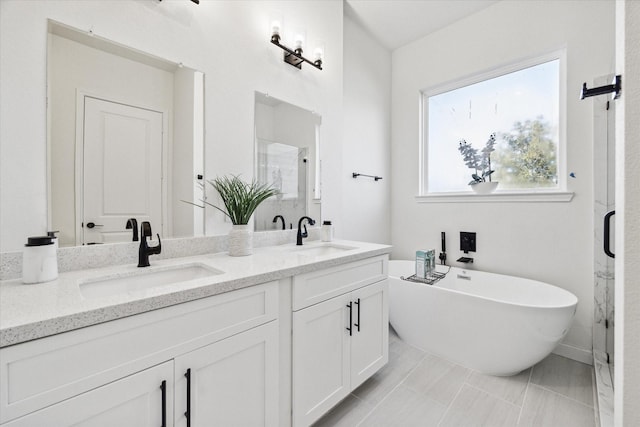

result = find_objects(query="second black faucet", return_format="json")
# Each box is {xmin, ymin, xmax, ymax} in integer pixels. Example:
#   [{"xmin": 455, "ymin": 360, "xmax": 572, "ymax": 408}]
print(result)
[{"xmin": 296, "ymin": 216, "xmax": 315, "ymax": 245}]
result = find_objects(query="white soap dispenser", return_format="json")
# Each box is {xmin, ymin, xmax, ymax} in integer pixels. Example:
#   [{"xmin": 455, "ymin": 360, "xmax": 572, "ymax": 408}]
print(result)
[
  {"xmin": 321, "ymin": 220, "xmax": 334, "ymax": 242},
  {"xmin": 22, "ymin": 236, "xmax": 58, "ymax": 284}
]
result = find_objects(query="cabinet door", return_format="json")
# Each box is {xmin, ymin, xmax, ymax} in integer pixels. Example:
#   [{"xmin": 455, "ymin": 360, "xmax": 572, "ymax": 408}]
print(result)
[
  {"xmin": 174, "ymin": 321, "xmax": 279, "ymax": 427},
  {"xmin": 3, "ymin": 361, "xmax": 173, "ymax": 427},
  {"xmin": 351, "ymin": 280, "xmax": 389, "ymax": 390},
  {"xmin": 292, "ymin": 293, "xmax": 351, "ymax": 427}
]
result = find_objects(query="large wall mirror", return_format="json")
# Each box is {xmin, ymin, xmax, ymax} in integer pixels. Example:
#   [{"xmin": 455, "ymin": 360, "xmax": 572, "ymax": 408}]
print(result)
[
  {"xmin": 253, "ymin": 92, "xmax": 321, "ymax": 231},
  {"xmin": 47, "ymin": 21, "xmax": 205, "ymax": 247}
]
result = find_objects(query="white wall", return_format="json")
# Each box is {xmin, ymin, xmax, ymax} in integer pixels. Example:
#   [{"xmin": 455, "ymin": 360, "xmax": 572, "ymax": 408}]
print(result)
[
  {"xmin": 0, "ymin": 0, "xmax": 344, "ymax": 251},
  {"xmin": 342, "ymin": 16, "xmax": 391, "ymax": 244},
  {"xmin": 391, "ymin": 1, "xmax": 615, "ymax": 356},
  {"xmin": 615, "ymin": 1, "xmax": 640, "ymax": 424}
]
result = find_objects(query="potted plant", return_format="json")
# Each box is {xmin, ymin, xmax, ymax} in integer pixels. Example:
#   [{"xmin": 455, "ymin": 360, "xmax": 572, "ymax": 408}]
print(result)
[
  {"xmin": 207, "ymin": 175, "xmax": 278, "ymax": 256},
  {"xmin": 458, "ymin": 133, "xmax": 498, "ymax": 194}
]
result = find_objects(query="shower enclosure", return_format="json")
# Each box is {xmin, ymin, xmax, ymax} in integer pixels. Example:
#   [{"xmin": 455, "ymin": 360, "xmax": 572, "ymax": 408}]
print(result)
[
  {"xmin": 593, "ymin": 84, "xmax": 615, "ymax": 378},
  {"xmin": 592, "ymin": 75, "xmax": 615, "ymax": 396}
]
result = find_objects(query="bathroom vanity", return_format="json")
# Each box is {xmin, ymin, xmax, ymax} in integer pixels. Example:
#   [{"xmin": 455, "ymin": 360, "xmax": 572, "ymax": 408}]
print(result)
[{"xmin": 0, "ymin": 240, "xmax": 390, "ymax": 427}]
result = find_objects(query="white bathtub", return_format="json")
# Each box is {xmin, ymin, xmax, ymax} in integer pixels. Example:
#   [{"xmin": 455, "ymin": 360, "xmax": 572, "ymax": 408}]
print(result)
[{"xmin": 388, "ymin": 260, "xmax": 578, "ymax": 376}]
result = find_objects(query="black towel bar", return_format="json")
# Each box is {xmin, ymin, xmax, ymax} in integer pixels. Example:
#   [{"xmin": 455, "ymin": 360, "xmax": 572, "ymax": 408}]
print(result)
[
  {"xmin": 580, "ymin": 75, "xmax": 621, "ymax": 100},
  {"xmin": 352, "ymin": 172, "xmax": 383, "ymax": 181}
]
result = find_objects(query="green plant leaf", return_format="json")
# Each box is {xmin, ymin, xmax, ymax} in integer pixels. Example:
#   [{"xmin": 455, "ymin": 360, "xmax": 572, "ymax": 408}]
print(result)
[{"xmin": 207, "ymin": 175, "xmax": 278, "ymax": 225}]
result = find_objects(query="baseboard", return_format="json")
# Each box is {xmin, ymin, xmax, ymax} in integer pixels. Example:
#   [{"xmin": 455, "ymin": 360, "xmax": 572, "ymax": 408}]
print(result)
[{"xmin": 553, "ymin": 343, "xmax": 593, "ymax": 365}]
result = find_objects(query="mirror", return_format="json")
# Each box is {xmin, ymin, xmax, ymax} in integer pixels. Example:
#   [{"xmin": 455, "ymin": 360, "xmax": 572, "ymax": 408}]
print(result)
[
  {"xmin": 253, "ymin": 92, "xmax": 321, "ymax": 231},
  {"xmin": 47, "ymin": 21, "xmax": 204, "ymax": 247}
]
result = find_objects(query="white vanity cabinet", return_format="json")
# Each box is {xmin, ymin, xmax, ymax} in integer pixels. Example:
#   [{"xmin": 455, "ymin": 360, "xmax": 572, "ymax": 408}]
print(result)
[
  {"xmin": 3, "ymin": 361, "xmax": 174, "ymax": 427},
  {"xmin": 0, "ymin": 281, "xmax": 279, "ymax": 427},
  {"xmin": 291, "ymin": 256, "xmax": 389, "ymax": 427},
  {"xmin": 0, "ymin": 245, "xmax": 392, "ymax": 427},
  {"xmin": 173, "ymin": 320, "xmax": 279, "ymax": 427}
]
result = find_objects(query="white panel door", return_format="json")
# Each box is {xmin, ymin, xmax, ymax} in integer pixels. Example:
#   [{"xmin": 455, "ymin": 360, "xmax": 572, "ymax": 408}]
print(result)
[
  {"xmin": 292, "ymin": 293, "xmax": 351, "ymax": 427},
  {"xmin": 82, "ymin": 96, "xmax": 163, "ymax": 245},
  {"xmin": 3, "ymin": 361, "xmax": 173, "ymax": 427},
  {"xmin": 350, "ymin": 280, "xmax": 389, "ymax": 389},
  {"xmin": 174, "ymin": 321, "xmax": 279, "ymax": 427}
]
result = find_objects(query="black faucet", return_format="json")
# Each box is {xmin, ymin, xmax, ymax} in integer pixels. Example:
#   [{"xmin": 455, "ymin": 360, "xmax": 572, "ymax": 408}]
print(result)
[
  {"xmin": 439, "ymin": 231, "xmax": 446, "ymax": 265},
  {"xmin": 272, "ymin": 215, "xmax": 286, "ymax": 230},
  {"xmin": 126, "ymin": 218, "xmax": 139, "ymax": 241},
  {"xmin": 138, "ymin": 221, "xmax": 161, "ymax": 267},
  {"xmin": 296, "ymin": 216, "xmax": 316, "ymax": 245}
]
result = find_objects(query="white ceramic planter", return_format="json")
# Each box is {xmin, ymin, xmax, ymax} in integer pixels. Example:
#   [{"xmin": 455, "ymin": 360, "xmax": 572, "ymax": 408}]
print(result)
[
  {"xmin": 228, "ymin": 224, "xmax": 253, "ymax": 256},
  {"xmin": 471, "ymin": 181, "xmax": 499, "ymax": 194}
]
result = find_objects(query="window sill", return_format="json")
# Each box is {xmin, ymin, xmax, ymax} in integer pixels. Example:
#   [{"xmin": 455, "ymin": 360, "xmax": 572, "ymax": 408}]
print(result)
[{"xmin": 415, "ymin": 191, "xmax": 574, "ymax": 203}]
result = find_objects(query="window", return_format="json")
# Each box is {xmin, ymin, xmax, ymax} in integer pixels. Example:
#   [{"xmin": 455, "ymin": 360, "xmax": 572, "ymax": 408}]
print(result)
[{"xmin": 421, "ymin": 52, "xmax": 564, "ymax": 195}]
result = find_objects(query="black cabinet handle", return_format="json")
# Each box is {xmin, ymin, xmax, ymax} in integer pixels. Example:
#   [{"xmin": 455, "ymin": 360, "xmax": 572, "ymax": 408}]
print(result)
[
  {"xmin": 346, "ymin": 302, "xmax": 353, "ymax": 336},
  {"xmin": 160, "ymin": 380, "xmax": 167, "ymax": 427},
  {"xmin": 85, "ymin": 222, "xmax": 103, "ymax": 229},
  {"xmin": 184, "ymin": 369, "xmax": 191, "ymax": 427},
  {"xmin": 604, "ymin": 210, "xmax": 615, "ymax": 258},
  {"xmin": 354, "ymin": 298, "xmax": 360, "ymax": 332}
]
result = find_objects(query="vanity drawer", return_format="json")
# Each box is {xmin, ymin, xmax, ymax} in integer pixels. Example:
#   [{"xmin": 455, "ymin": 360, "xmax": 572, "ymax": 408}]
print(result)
[
  {"xmin": 0, "ymin": 281, "xmax": 278, "ymax": 424},
  {"xmin": 292, "ymin": 255, "xmax": 388, "ymax": 310}
]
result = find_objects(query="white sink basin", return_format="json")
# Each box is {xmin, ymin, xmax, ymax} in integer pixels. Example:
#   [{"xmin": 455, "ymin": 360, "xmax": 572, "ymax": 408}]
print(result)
[
  {"xmin": 79, "ymin": 263, "xmax": 223, "ymax": 298},
  {"xmin": 288, "ymin": 243, "xmax": 357, "ymax": 257}
]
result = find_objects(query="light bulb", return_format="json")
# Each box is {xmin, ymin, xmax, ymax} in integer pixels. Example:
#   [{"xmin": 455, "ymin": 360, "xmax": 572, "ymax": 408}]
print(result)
[
  {"xmin": 271, "ymin": 21, "xmax": 280, "ymax": 37},
  {"xmin": 314, "ymin": 47, "xmax": 323, "ymax": 61},
  {"xmin": 294, "ymin": 34, "xmax": 304, "ymax": 50}
]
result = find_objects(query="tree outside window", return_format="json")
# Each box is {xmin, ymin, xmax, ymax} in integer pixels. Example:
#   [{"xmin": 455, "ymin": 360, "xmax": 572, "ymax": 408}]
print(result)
[{"xmin": 493, "ymin": 117, "xmax": 557, "ymax": 188}]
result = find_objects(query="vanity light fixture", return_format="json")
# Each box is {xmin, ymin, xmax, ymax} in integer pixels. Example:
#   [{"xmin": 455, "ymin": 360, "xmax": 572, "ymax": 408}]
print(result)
[{"xmin": 270, "ymin": 21, "xmax": 323, "ymax": 71}]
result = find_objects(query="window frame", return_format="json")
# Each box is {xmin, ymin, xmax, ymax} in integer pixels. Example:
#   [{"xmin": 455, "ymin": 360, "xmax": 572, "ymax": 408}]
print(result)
[{"xmin": 418, "ymin": 49, "xmax": 570, "ymax": 202}]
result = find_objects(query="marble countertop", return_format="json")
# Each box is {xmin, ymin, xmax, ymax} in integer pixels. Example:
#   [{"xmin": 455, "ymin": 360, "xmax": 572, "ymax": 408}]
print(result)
[{"xmin": 0, "ymin": 240, "xmax": 391, "ymax": 348}]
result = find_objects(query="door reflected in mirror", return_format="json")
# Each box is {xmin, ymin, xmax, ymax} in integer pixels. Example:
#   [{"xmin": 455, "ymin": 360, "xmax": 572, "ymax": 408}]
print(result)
[
  {"xmin": 47, "ymin": 20, "xmax": 205, "ymax": 247},
  {"xmin": 254, "ymin": 92, "xmax": 321, "ymax": 231}
]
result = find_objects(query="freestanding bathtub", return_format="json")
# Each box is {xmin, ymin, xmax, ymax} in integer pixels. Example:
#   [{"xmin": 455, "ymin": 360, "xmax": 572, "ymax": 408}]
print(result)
[{"xmin": 388, "ymin": 260, "xmax": 578, "ymax": 376}]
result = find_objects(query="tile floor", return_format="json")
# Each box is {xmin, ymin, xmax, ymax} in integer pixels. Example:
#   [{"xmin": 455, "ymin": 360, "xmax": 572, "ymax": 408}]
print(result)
[{"xmin": 314, "ymin": 328, "xmax": 596, "ymax": 427}]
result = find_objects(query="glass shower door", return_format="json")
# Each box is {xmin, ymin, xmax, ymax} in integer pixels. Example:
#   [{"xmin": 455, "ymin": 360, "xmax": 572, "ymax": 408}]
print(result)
[
  {"xmin": 593, "ymin": 83, "xmax": 615, "ymax": 384},
  {"xmin": 604, "ymin": 100, "xmax": 615, "ymax": 382}
]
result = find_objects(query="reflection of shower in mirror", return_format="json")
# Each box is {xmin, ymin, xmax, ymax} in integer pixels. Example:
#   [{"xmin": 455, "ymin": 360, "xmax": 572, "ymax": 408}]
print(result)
[{"xmin": 253, "ymin": 92, "xmax": 321, "ymax": 231}]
